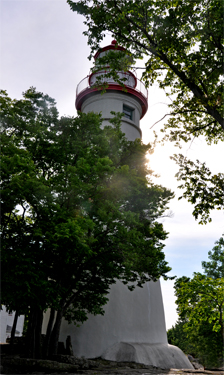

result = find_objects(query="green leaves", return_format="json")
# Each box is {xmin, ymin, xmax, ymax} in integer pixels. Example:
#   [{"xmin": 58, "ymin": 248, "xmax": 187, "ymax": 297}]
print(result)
[
  {"xmin": 171, "ymin": 154, "xmax": 224, "ymax": 224},
  {"xmin": 67, "ymin": 0, "xmax": 224, "ymax": 227},
  {"xmin": 202, "ymin": 236, "xmax": 224, "ymax": 278},
  {"xmin": 1, "ymin": 88, "xmax": 173, "ymax": 329},
  {"xmin": 174, "ymin": 273, "xmax": 224, "ymax": 366},
  {"xmin": 172, "ymin": 241, "xmax": 224, "ymax": 366},
  {"xmin": 68, "ymin": 0, "xmax": 224, "ymax": 141}
]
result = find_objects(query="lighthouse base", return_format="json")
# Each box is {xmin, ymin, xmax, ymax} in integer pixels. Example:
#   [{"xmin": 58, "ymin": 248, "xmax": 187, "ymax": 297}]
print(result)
[
  {"xmin": 44, "ymin": 280, "xmax": 193, "ymax": 369},
  {"xmin": 102, "ymin": 342, "xmax": 193, "ymax": 369}
]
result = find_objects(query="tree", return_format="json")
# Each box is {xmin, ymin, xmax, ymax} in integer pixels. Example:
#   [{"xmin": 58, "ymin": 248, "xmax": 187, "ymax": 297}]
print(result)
[
  {"xmin": 68, "ymin": 0, "xmax": 224, "ymax": 139},
  {"xmin": 171, "ymin": 155, "xmax": 224, "ymax": 224},
  {"xmin": 167, "ymin": 319, "xmax": 194, "ymax": 356},
  {"xmin": 173, "ymin": 239, "xmax": 224, "ymax": 367},
  {"xmin": 67, "ymin": 0, "xmax": 224, "ymax": 222},
  {"xmin": 1, "ymin": 88, "xmax": 60, "ymax": 357},
  {"xmin": 174, "ymin": 274, "xmax": 224, "ymax": 367},
  {"xmin": 1, "ymin": 88, "xmax": 174, "ymax": 357},
  {"xmin": 202, "ymin": 236, "xmax": 224, "ymax": 278}
]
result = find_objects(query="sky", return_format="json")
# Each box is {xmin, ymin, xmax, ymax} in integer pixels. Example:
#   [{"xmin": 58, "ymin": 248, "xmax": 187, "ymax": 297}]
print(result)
[{"xmin": 1, "ymin": 0, "xmax": 223, "ymax": 330}]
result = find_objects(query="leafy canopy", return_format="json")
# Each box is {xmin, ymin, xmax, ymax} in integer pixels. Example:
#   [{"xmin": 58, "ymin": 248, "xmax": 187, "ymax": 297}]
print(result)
[
  {"xmin": 1, "ymin": 88, "xmax": 174, "ymax": 326},
  {"xmin": 171, "ymin": 154, "xmax": 224, "ymax": 224},
  {"xmin": 68, "ymin": 0, "xmax": 224, "ymax": 143},
  {"xmin": 202, "ymin": 236, "xmax": 224, "ymax": 279},
  {"xmin": 67, "ymin": 0, "xmax": 224, "ymax": 226},
  {"xmin": 172, "ymin": 237, "xmax": 224, "ymax": 366}
]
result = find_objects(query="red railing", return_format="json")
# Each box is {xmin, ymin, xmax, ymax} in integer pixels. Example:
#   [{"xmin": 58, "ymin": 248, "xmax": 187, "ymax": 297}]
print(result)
[{"xmin": 76, "ymin": 71, "xmax": 148, "ymax": 100}]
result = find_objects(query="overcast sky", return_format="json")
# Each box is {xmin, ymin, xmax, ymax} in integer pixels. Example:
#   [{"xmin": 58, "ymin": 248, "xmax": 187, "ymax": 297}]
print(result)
[{"xmin": 1, "ymin": 0, "xmax": 223, "ymax": 330}]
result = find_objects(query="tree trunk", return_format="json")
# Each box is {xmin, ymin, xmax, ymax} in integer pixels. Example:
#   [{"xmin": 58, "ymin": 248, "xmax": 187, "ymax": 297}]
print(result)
[
  {"xmin": 43, "ymin": 308, "xmax": 55, "ymax": 358},
  {"xmin": 10, "ymin": 310, "xmax": 19, "ymax": 354},
  {"xmin": 49, "ymin": 309, "xmax": 63, "ymax": 357},
  {"xmin": 25, "ymin": 309, "xmax": 36, "ymax": 358},
  {"xmin": 219, "ymin": 305, "xmax": 224, "ymax": 343},
  {"xmin": 35, "ymin": 309, "xmax": 43, "ymax": 359},
  {"xmin": 66, "ymin": 335, "xmax": 74, "ymax": 355},
  {"xmin": 25, "ymin": 307, "xmax": 43, "ymax": 358}
]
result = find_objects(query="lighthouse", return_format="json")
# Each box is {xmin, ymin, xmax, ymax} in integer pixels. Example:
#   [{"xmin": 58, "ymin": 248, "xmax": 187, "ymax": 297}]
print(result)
[
  {"xmin": 59, "ymin": 41, "xmax": 193, "ymax": 369},
  {"xmin": 75, "ymin": 40, "xmax": 147, "ymax": 141}
]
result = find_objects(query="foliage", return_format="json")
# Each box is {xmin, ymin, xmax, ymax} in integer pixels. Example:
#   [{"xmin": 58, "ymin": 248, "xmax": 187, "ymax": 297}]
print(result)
[
  {"xmin": 1, "ymin": 88, "xmax": 174, "ymax": 356},
  {"xmin": 167, "ymin": 320, "xmax": 194, "ymax": 355},
  {"xmin": 67, "ymin": 0, "xmax": 224, "ymax": 224},
  {"xmin": 1, "ymin": 88, "xmax": 59, "ymax": 315},
  {"xmin": 174, "ymin": 274, "xmax": 224, "ymax": 336},
  {"xmin": 173, "ymin": 240, "xmax": 224, "ymax": 367},
  {"xmin": 171, "ymin": 155, "xmax": 224, "ymax": 224},
  {"xmin": 202, "ymin": 236, "xmax": 224, "ymax": 278},
  {"xmin": 68, "ymin": 0, "xmax": 224, "ymax": 143},
  {"xmin": 168, "ymin": 317, "xmax": 223, "ymax": 367}
]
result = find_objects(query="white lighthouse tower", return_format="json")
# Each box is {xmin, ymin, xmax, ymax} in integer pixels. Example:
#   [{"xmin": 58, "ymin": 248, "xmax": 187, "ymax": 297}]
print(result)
[
  {"xmin": 75, "ymin": 40, "xmax": 147, "ymax": 141},
  {"xmin": 59, "ymin": 41, "xmax": 193, "ymax": 370}
]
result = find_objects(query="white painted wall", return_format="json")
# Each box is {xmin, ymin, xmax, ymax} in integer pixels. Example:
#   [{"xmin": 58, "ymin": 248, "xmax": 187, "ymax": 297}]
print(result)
[
  {"xmin": 58, "ymin": 280, "xmax": 167, "ymax": 358},
  {"xmin": 0, "ymin": 307, "xmax": 8, "ymax": 343},
  {"xmin": 81, "ymin": 91, "xmax": 142, "ymax": 141},
  {"xmin": 0, "ymin": 306, "xmax": 24, "ymax": 343}
]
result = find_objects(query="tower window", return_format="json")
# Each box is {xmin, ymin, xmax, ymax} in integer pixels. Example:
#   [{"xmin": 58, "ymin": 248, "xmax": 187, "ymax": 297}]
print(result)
[{"xmin": 123, "ymin": 105, "xmax": 134, "ymax": 120}]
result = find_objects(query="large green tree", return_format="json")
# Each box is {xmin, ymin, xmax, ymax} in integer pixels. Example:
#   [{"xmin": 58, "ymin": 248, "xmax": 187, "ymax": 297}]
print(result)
[
  {"xmin": 1, "ymin": 88, "xmax": 174, "ymax": 357},
  {"xmin": 167, "ymin": 319, "xmax": 194, "ymax": 357},
  {"xmin": 170, "ymin": 237, "xmax": 224, "ymax": 367},
  {"xmin": 68, "ymin": 0, "xmax": 224, "ymax": 139},
  {"xmin": 202, "ymin": 236, "xmax": 224, "ymax": 278},
  {"xmin": 171, "ymin": 154, "xmax": 224, "ymax": 224},
  {"xmin": 67, "ymin": 0, "xmax": 224, "ymax": 223}
]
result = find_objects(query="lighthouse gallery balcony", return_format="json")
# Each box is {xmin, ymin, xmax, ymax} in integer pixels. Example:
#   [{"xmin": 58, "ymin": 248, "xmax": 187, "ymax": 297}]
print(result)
[{"xmin": 75, "ymin": 70, "xmax": 148, "ymax": 119}]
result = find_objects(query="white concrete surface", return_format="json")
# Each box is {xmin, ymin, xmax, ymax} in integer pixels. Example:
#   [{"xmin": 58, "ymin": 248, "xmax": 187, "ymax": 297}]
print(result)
[
  {"xmin": 81, "ymin": 91, "xmax": 142, "ymax": 141},
  {"xmin": 56, "ymin": 281, "xmax": 193, "ymax": 368},
  {"xmin": 102, "ymin": 342, "xmax": 194, "ymax": 369},
  {"xmin": 58, "ymin": 280, "xmax": 168, "ymax": 359},
  {"xmin": 0, "ymin": 307, "xmax": 8, "ymax": 343},
  {"xmin": 0, "ymin": 306, "xmax": 24, "ymax": 343}
]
